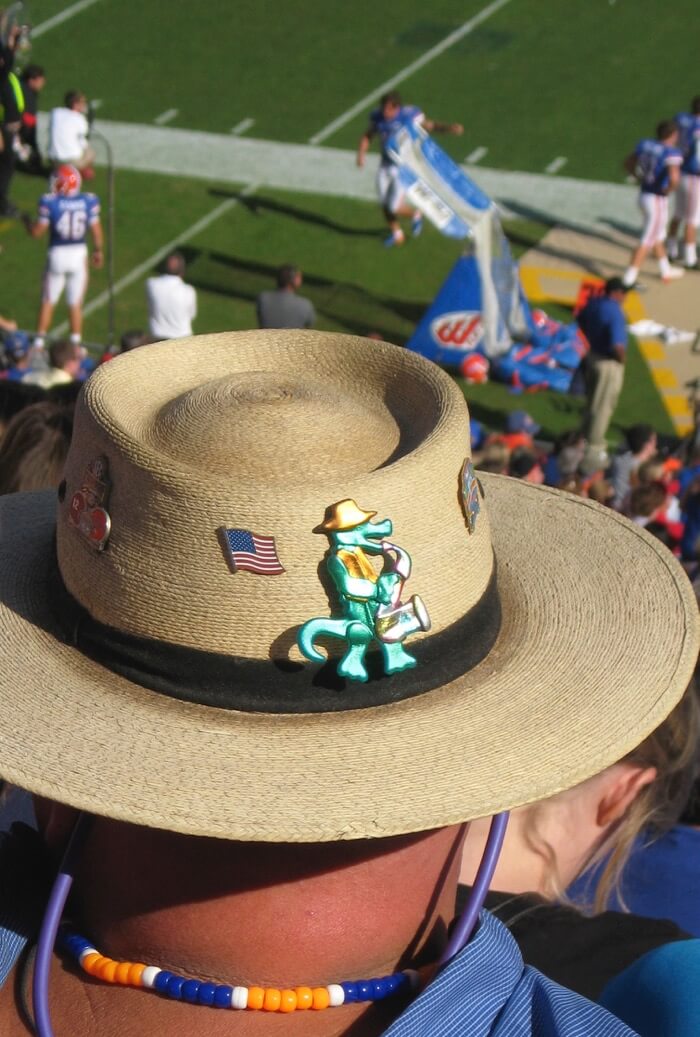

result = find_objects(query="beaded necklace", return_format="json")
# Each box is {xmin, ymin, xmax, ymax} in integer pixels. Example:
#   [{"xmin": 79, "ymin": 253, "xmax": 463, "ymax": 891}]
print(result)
[{"xmin": 58, "ymin": 927, "xmax": 422, "ymax": 1014}]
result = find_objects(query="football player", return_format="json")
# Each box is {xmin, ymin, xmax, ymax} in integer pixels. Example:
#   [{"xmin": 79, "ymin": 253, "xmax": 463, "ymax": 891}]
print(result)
[
  {"xmin": 24, "ymin": 164, "xmax": 103, "ymax": 346},
  {"xmin": 666, "ymin": 97, "xmax": 700, "ymax": 269},
  {"xmin": 622, "ymin": 120, "xmax": 684, "ymax": 287},
  {"xmin": 357, "ymin": 90, "xmax": 463, "ymax": 247}
]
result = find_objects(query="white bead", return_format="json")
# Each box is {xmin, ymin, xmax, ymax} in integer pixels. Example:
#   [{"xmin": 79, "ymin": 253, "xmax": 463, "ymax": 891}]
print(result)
[
  {"xmin": 78, "ymin": 946, "xmax": 97, "ymax": 963},
  {"xmin": 327, "ymin": 984, "xmax": 345, "ymax": 1007},
  {"xmin": 231, "ymin": 986, "xmax": 248, "ymax": 1010},
  {"xmin": 141, "ymin": 966, "xmax": 161, "ymax": 988},
  {"xmin": 404, "ymin": 968, "xmax": 421, "ymax": 991}
]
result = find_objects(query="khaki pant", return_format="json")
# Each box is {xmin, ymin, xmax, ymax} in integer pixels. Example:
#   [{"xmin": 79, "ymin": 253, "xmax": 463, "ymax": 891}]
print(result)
[{"xmin": 581, "ymin": 357, "xmax": 624, "ymax": 452}]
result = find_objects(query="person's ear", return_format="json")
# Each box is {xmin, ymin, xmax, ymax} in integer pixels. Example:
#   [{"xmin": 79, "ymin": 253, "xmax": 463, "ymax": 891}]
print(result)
[{"xmin": 596, "ymin": 764, "xmax": 657, "ymax": 828}]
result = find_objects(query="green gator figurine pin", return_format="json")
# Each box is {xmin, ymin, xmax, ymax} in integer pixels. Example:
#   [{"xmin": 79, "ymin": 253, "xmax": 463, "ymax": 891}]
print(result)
[{"xmin": 297, "ymin": 499, "xmax": 431, "ymax": 683}]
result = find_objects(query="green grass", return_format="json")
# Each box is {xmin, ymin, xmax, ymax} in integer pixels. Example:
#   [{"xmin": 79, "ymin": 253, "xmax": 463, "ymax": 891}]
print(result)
[
  {"xmin": 0, "ymin": 0, "xmax": 677, "ymax": 440},
  {"xmin": 28, "ymin": 0, "xmax": 700, "ymax": 180}
]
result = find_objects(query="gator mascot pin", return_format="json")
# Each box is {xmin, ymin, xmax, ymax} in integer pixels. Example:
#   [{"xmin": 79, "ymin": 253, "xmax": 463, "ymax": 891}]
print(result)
[{"xmin": 297, "ymin": 499, "xmax": 431, "ymax": 683}]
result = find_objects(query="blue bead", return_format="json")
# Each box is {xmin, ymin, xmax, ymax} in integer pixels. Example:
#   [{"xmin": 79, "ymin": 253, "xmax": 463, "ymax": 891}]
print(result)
[
  {"xmin": 166, "ymin": 975, "xmax": 186, "ymax": 999},
  {"xmin": 372, "ymin": 978, "xmax": 388, "ymax": 999},
  {"xmin": 386, "ymin": 973, "xmax": 405, "ymax": 994},
  {"xmin": 213, "ymin": 985, "xmax": 233, "ymax": 1008},
  {"xmin": 197, "ymin": 983, "xmax": 217, "ymax": 1006},
  {"xmin": 357, "ymin": 981, "xmax": 373, "ymax": 1001},
  {"xmin": 153, "ymin": 970, "xmax": 174, "ymax": 994},
  {"xmin": 341, "ymin": 981, "xmax": 358, "ymax": 1003},
  {"xmin": 181, "ymin": 979, "xmax": 201, "ymax": 1003}
]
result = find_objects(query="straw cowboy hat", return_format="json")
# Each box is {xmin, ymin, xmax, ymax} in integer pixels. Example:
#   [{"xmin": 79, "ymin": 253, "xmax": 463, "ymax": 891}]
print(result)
[{"xmin": 0, "ymin": 331, "xmax": 696, "ymax": 841}]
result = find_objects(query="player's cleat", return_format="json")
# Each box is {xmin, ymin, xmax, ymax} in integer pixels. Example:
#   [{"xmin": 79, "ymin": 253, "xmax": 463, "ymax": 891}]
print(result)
[
  {"xmin": 411, "ymin": 212, "xmax": 423, "ymax": 237},
  {"xmin": 383, "ymin": 229, "xmax": 405, "ymax": 248},
  {"xmin": 661, "ymin": 267, "xmax": 685, "ymax": 283},
  {"xmin": 684, "ymin": 262, "xmax": 700, "ymax": 271}
]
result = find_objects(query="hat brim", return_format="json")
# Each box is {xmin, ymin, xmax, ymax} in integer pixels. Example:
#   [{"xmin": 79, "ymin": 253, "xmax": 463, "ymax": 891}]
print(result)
[{"xmin": 0, "ymin": 477, "xmax": 696, "ymax": 842}]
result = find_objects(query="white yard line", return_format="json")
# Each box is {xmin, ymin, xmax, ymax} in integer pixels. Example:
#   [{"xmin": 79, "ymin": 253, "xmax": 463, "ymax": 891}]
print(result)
[
  {"xmin": 309, "ymin": 0, "xmax": 513, "ymax": 145},
  {"xmin": 154, "ymin": 108, "xmax": 179, "ymax": 126},
  {"xmin": 231, "ymin": 118, "xmax": 255, "ymax": 135},
  {"xmin": 53, "ymin": 190, "xmax": 259, "ymax": 335},
  {"xmin": 545, "ymin": 156, "xmax": 568, "ymax": 175},
  {"xmin": 466, "ymin": 146, "xmax": 488, "ymax": 164},
  {"xmin": 32, "ymin": 0, "xmax": 104, "ymax": 38}
]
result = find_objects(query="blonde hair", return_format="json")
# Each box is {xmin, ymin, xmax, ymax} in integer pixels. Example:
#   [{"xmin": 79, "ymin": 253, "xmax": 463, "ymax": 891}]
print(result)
[{"xmin": 524, "ymin": 677, "xmax": 700, "ymax": 913}]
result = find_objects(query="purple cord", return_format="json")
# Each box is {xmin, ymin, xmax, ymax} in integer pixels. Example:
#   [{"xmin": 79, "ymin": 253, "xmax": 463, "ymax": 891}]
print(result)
[
  {"xmin": 33, "ymin": 812, "xmax": 92, "ymax": 1037},
  {"xmin": 437, "ymin": 811, "xmax": 509, "ymax": 967},
  {"xmin": 31, "ymin": 810, "xmax": 505, "ymax": 1031}
]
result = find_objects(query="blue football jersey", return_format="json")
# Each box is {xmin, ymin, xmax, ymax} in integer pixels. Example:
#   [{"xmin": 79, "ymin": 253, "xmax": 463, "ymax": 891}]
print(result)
[
  {"xmin": 633, "ymin": 139, "xmax": 683, "ymax": 194},
  {"xmin": 370, "ymin": 104, "xmax": 424, "ymax": 164},
  {"xmin": 37, "ymin": 192, "xmax": 100, "ymax": 248},
  {"xmin": 676, "ymin": 112, "xmax": 700, "ymax": 175}
]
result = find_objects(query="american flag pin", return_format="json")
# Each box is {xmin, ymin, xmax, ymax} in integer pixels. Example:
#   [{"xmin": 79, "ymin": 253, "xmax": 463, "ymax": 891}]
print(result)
[
  {"xmin": 219, "ymin": 527, "xmax": 285, "ymax": 576},
  {"xmin": 68, "ymin": 455, "xmax": 112, "ymax": 551}
]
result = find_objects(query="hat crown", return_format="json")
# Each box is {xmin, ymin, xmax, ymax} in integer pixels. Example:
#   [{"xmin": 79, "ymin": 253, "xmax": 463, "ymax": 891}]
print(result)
[
  {"xmin": 151, "ymin": 371, "xmax": 402, "ymax": 482},
  {"xmin": 56, "ymin": 331, "xmax": 493, "ymax": 664}
]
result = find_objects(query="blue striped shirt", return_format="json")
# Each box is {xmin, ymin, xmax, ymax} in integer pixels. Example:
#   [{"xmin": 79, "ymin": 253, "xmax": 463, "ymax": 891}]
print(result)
[{"xmin": 385, "ymin": 911, "xmax": 639, "ymax": 1036}]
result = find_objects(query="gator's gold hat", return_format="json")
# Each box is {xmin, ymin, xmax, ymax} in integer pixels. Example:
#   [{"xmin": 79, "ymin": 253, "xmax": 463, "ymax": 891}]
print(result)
[
  {"xmin": 0, "ymin": 331, "xmax": 697, "ymax": 842},
  {"xmin": 315, "ymin": 499, "xmax": 377, "ymax": 532}
]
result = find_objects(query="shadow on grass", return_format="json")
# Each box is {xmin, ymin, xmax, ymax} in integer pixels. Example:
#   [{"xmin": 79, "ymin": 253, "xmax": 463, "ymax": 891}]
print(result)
[
  {"xmin": 185, "ymin": 250, "xmax": 425, "ymax": 342},
  {"xmin": 208, "ymin": 187, "xmax": 380, "ymax": 238}
]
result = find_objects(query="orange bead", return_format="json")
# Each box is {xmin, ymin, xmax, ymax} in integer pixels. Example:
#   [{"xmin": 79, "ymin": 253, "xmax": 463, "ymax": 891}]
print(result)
[
  {"xmin": 279, "ymin": 989, "xmax": 297, "ymax": 1013},
  {"xmin": 114, "ymin": 962, "xmax": 132, "ymax": 985},
  {"xmin": 97, "ymin": 959, "xmax": 119, "ymax": 983},
  {"xmin": 263, "ymin": 988, "xmax": 282, "ymax": 1012},
  {"xmin": 295, "ymin": 986, "xmax": 313, "ymax": 1010},
  {"xmin": 312, "ymin": 987, "xmax": 330, "ymax": 1010},
  {"xmin": 81, "ymin": 953, "xmax": 102, "ymax": 975},
  {"xmin": 127, "ymin": 963, "xmax": 146, "ymax": 986},
  {"xmin": 247, "ymin": 986, "xmax": 265, "ymax": 1010}
]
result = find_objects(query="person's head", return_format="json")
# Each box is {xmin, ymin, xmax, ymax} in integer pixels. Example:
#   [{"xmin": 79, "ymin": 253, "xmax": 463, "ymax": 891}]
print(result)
[
  {"xmin": 276, "ymin": 263, "xmax": 302, "ymax": 290},
  {"xmin": 119, "ymin": 329, "xmax": 151, "ymax": 352},
  {"xmin": 64, "ymin": 89, "xmax": 87, "ymax": 113},
  {"xmin": 22, "ymin": 63, "xmax": 46, "ymax": 90},
  {"xmin": 474, "ymin": 439, "xmax": 510, "ymax": 474},
  {"xmin": 629, "ymin": 481, "xmax": 666, "ymax": 520},
  {"xmin": 656, "ymin": 118, "xmax": 679, "ymax": 145},
  {"xmin": 380, "ymin": 90, "xmax": 402, "ymax": 120},
  {"xmin": 0, "ymin": 380, "xmax": 46, "ymax": 441},
  {"xmin": 636, "ymin": 456, "xmax": 665, "ymax": 486},
  {"xmin": 587, "ymin": 478, "xmax": 614, "ymax": 506},
  {"xmin": 505, "ymin": 409, "xmax": 540, "ymax": 437},
  {"xmin": 164, "ymin": 251, "xmax": 186, "ymax": 277},
  {"xmin": 508, "ymin": 449, "xmax": 544, "ymax": 484},
  {"xmin": 0, "ymin": 401, "xmax": 73, "ymax": 494},
  {"xmin": 462, "ymin": 675, "xmax": 700, "ymax": 911},
  {"xmin": 0, "ymin": 333, "xmax": 696, "ymax": 1029},
  {"xmin": 51, "ymin": 163, "xmax": 81, "ymax": 197},
  {"xmin": 603, "ymin": 276, "xmax": 630, "ymax": 303},
  {"xmin": 625, "ymin": 423, "xmax": 657, "ymax": 458},
  {"xmin": 49, "ymin": 339, "xmax": 84, "ymax": 378}
]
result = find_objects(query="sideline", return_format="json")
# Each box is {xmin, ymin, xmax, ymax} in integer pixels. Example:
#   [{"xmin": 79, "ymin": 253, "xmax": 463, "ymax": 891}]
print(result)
[
  {"xmin": 32, "ymin": 0, "xmax": 104, "ymax": 39},
  {"xmin": 309, "ymin": 0, "xmax": 513, "ymax": 145},
  {"xmin": 53, "ymin": 191, "xmax": 259, "ymax": 335}
]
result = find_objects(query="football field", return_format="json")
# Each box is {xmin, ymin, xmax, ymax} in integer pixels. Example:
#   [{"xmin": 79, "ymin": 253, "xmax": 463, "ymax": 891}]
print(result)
[{"xmin": 1, "ymin": 0, "xmax": 692, "ymax": 437}]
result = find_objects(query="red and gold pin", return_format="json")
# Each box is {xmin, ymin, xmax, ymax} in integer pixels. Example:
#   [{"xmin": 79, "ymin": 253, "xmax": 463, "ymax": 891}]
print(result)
[{"xmin": 68, "ymin": 456, "xmax": 112, "ymax": 550}]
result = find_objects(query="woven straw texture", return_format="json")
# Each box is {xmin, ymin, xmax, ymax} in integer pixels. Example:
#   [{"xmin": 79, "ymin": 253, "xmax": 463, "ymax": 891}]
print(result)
[{"xmin": 0, "ymin": 331, "xmax": 697, "ymax": 841}]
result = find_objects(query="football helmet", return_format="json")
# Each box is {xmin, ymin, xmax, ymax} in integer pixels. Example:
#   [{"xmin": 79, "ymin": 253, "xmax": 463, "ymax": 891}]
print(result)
[{"xmin": 52, "ymin": 164, "xmax": 82, "ymax": 196}]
